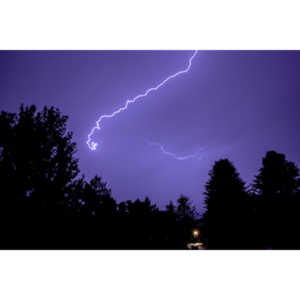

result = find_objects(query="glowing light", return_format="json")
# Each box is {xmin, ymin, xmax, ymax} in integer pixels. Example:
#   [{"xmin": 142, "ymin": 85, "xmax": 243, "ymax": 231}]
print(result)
[
  {"xmin": 87, "ymin": 51, "xmax": 198, "ymax": 151},
  {"xmin": 192, "ymin": 229, "xmax": 200, "ymax": 238},
  {"xmin": 148, "ymin": 142, "xmax": 203, "ymax": 161},
  {"xmin": 187, "ymin": 229, "xmax": 203, "ymax": 249}
]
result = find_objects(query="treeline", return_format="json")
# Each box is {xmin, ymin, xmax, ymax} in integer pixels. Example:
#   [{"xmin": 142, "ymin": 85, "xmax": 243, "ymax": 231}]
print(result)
[
  {"xmin": 0, "ymin": 105, "xmax": 197, "ymax": 249},
  {"xmin": 202, "ymin": 154, "xmax": 300, "ymax": 249},
  {"xmin": 0, "ymin": 105, "xmax": 300, "ymax": 249}
]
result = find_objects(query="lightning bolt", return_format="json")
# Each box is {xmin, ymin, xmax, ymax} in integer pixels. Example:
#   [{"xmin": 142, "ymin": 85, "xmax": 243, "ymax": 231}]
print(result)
[
  {"xmin": 87, "ymin": 50, "xmax": 198, "ymax": 151},
  {"xmin": 148, "ymin": 142, "xmax": 203, "ymax": 161}
]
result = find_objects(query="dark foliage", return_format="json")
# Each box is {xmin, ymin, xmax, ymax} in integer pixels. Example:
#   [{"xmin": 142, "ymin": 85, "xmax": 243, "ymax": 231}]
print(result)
[
  {"xmin": 1, "ymin": 105, "xmax": 300, "ymax": 249},
  {"xmin": 252, "ymin": 151, "xmax": 300, "ymax": 249},
  {"xmin": 202, "ymin": 159, "xmax": 253, "ymax": 249},
  {"xmin": 0, "ymin": 105, "xmax": 198, "ymax": 249}
]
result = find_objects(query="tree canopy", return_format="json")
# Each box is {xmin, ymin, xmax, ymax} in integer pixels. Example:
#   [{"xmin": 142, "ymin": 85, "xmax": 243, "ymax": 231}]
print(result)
[
  {"xmin": 1, "ymin": 104, "xmax": 300, "ymax": 250},
  {"xmin": 202, "ymin": 159, "xmax": 250, "ymax": 249}
]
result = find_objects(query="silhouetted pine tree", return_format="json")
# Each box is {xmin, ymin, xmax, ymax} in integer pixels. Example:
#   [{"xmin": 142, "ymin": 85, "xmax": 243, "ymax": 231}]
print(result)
[
  {"xmin": 253, "ymin": 151, "xmax": 300, "ymax": 249},
  {"xmin": 202, "ymin": 159, "xmax": 251, "ymax": 249},
  {"xmin": 175, "ymin": 195, "xmax": 197, "ymax": 247}
]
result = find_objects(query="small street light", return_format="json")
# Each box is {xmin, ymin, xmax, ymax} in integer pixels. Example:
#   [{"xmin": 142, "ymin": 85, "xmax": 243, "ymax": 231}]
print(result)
[
  {"xmin": 192, "ymin": 229, "xmax": 200, "ymax": 239},
  {"xmin": 187, "ymin": 228, "xmax": 204, "ymax": 250}
]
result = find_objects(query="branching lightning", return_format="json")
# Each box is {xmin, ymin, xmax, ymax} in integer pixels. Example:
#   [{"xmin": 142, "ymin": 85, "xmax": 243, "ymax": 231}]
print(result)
[
  {"xmin": 87, "ymin": 50, "xmax": 198, "ymax": 151},
  {"xmin": 148, "ymin": 142, "xmax": 203, "ymax": 161}
]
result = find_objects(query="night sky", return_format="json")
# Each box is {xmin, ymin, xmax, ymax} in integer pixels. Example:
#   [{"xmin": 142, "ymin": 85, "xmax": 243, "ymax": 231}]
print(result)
[{"xmin": 1, "ymin": 51, "xmax": 300, "ymax": 213}]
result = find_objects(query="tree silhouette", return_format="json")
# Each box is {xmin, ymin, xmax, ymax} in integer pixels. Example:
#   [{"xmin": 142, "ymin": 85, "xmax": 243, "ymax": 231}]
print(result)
[
  {"xmin": 202, "ymin": 159, "xmax": 250, "ymax": 249},
  {"xmin": 176, "ymin": 195, "xmax": 196, "ymax": 221},
  {"xmin": 0, "ymin": 105, "xmax": 79, "ymax": 247},
  {"xmin": 175, "ymin": 195, "xmax": 197, "ymax": 247},
  {"xmin": 115, "ymin": 198, "xmax": 161, "ymax": 248},
  {"xmin": 163, "ymin": 201, "xmax": 179, "ymax": 247},
  {"xmin": 3, "ymin": 106, "xmax": 300, "ymax": 249},
  {"xmin": 166, "ymin": 200, "xmax": 176, "ymax": 215},
  {"xmin": 253, "ymin": 151, "xmax": 300, "ymax": 249},
  {"xmin": 76, "ymin": 176, "xmax": 116, "ymax": 217}
]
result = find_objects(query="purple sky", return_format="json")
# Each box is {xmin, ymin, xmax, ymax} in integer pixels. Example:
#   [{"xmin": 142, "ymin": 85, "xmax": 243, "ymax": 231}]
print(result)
[{"xmin": 1, "ymin": 51, "xmax": 300, "ymax": 213}]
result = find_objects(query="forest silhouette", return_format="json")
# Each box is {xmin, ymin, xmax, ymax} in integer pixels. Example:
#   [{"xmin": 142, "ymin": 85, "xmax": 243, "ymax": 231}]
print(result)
[{"xmin": 1, "ymin": 105, "xmax": 300, "ymax": 249}]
